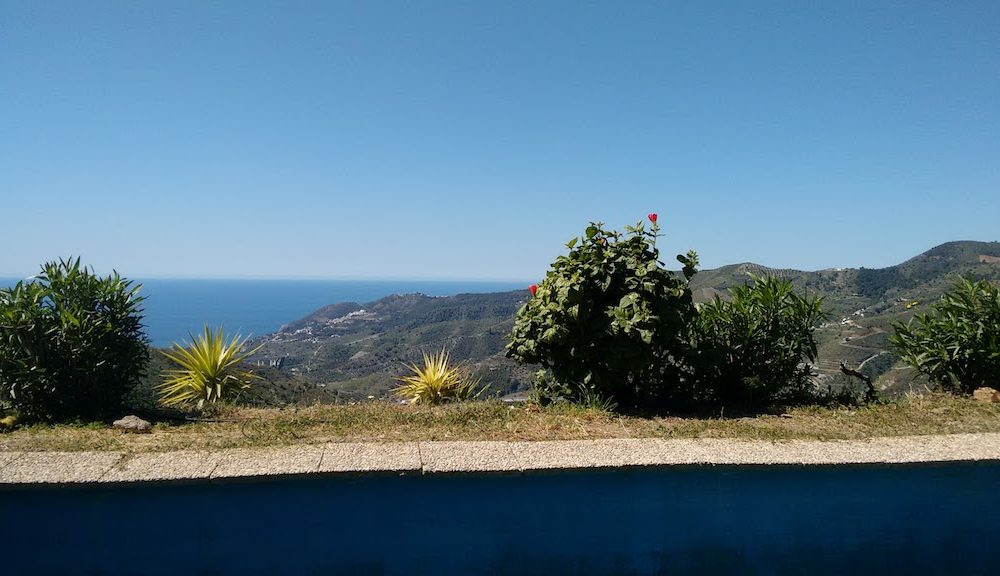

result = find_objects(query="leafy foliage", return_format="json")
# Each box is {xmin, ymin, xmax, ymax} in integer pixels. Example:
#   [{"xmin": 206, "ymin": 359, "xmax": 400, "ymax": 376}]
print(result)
[
  {"xmin": 693, "ymin": 275, "xmax": 828, "ymax": 410},
  {"xmin": 0, "ymin": 258, "xmax": 149, "ymax": 421},
  {"xmin": 506, "ymin": 219, "xmax": 699, "ymax": 409},
  {"xmin": 890, "ymin": 278, "xmax": 1000, "ymax": 394},
  {"xmin": 158, "ymin": 326, "xmax": 261, "ymax": 408},
  {"xmin": 392, "ymin": 348, "xmax": 485, "ymax": 405}
]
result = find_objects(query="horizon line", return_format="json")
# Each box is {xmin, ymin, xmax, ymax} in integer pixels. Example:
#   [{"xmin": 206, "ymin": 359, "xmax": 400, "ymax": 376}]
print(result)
[{"xmin": 0, "ymin": 273, "xmax": 535, "ymax": 283}]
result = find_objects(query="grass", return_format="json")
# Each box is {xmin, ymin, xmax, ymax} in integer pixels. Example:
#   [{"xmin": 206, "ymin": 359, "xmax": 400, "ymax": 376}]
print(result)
[{"xmin": 2, "ymin": 393, "xmax": 1000, "ymax": 453}]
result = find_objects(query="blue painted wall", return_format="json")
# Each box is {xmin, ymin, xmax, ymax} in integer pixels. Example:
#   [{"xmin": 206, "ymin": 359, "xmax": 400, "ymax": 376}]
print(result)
[{"xmin": 3, "ymin": 463, "xmax": 998, "ymax": 575}]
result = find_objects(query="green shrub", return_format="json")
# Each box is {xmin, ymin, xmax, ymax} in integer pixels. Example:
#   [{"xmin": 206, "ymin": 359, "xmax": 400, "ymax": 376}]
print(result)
[
  {"xmin": 0, "ymin": 258, "xmax": 149, "ymax": 421},
  {"xmin": 158, "ymin": 326, "xmax": 261, "ymax": 409},
  {"xmin": 693, "ymin": 275, "xmax": 827, "ymax": 411},
  {"xmin": 890, "ymin": 278, "xmax": 1000, "ymax": 394},
  {"xmin": 393, "ymin": 348, "xmax": 485, "ymax": 405},
  {"xmin": 506, "ymin": 217, "xmax": 699, "ymax": 409}
]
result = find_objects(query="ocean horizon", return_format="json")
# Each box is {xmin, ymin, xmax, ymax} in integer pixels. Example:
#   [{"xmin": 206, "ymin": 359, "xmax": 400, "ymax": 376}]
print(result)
[{"xmin": 1, "ymin": 277, "xmax": 527, "ymax": 348}]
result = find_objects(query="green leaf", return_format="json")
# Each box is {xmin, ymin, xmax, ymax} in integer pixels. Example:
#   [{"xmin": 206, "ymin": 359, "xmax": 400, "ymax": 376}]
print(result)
[{"xmin": 505, "ymin": 218, "xmax": 700, "ymax": 409}]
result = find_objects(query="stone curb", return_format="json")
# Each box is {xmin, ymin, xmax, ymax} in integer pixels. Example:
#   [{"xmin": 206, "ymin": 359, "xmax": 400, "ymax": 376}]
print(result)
[{"xmin": 2, "ymin": 433, "xmax": 1000, "ymax": 485}]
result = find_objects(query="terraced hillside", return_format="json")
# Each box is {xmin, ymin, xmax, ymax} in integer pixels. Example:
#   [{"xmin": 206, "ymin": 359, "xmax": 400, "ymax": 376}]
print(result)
[
  {"xmin": 247, "ymin": 241, "xmax": 1000, "ymax": 403},
  {"xmin": 248, "ymin": 291, "xmax": 533, "ymax": 403},
  {"xmin": 689, "ymin": 241, "xmax": 1000, "ymax": 395}
]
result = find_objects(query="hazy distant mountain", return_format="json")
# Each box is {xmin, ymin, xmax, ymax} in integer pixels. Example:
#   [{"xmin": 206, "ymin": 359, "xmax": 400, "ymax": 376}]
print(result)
[{"xmin": 249, "ymin": 241, "xmax": 1000, "ymax": 403}]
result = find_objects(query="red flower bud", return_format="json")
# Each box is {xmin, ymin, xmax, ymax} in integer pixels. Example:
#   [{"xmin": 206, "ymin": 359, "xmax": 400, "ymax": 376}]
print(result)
[
  {"xmin": 529, "ymin": 284, "xmax": 538, "ymax": 296},
  {"xmin": 648, "ymin": 213, "xmax": 658, "ymax": 223}
]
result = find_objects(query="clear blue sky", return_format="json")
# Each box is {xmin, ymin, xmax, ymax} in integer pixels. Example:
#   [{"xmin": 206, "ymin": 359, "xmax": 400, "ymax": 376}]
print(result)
[{"xmin": 2, "ymin": 1, "xmax": 998, "ymax": 280}]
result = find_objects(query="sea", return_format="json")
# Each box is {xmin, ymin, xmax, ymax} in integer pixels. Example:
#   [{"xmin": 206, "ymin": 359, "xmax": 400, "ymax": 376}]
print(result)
[{"xmin": 0, "ymin": 278, "xmax": 526, "ymax": 348}]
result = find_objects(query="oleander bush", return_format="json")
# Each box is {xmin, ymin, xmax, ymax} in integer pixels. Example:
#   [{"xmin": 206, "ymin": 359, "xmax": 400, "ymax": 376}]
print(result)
[
  {"xmin": 158, "ymin": 326, "xmax": 261, "ymax": 409},
  {"xmin": 693, "ymin": 275, "xmax": 828, "ymax": 411},
  {"xmin": 890, "ymin": 278, "xmax": 1000, "ymax": 394},
  {"xmin": 506, "ymin": 216, "xmax": 699, "ymax": 409},
  {"xmin": 0, "ymin": 258, "xmax": 149, "ymax": 421}
]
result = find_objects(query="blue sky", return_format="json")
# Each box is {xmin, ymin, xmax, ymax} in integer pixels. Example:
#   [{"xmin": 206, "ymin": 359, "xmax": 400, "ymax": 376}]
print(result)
[{"xmin": 2, "ymin": 1, "xmax": 998, "ymax": 280}]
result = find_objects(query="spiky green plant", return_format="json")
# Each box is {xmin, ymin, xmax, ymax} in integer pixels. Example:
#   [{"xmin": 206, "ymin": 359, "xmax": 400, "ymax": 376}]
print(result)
[
  {"xmin": 158, "ymin": 326, "xmax": 261, "ymax": 409},
  {"xmin": 393, "ymin": 349, "xmax": 485, "ymax": 405}
]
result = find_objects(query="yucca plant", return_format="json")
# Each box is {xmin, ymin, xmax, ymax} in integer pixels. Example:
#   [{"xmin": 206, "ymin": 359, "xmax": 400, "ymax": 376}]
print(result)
[
  {"xmin": 158, "ymin": 326, "xmax": 261, "ymax": 409},
  {"xmin": 393, "ymin": 349, "xmax": 485, "ymax": 405}
]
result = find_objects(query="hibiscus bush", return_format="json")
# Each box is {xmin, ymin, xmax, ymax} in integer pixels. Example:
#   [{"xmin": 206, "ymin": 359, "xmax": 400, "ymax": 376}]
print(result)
[{"xmin": 506, "ymin": 215, "xmax": 699, "ymax": 409}]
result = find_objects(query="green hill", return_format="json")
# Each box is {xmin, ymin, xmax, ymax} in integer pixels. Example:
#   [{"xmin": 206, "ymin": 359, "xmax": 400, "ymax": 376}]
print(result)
[
  {"xmin": 248, "ymin": 241, "xmax": 1000, "ymax": 403},
  {"xmin": 249, "ymin": 291, "xmax": 533, "ymax": 403}
]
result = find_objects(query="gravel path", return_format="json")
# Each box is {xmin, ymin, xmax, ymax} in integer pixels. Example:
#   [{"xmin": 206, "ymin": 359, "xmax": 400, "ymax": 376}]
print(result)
[{"xmin": 2, "ymin": 433, "xmax": 999, "ymax": 484}]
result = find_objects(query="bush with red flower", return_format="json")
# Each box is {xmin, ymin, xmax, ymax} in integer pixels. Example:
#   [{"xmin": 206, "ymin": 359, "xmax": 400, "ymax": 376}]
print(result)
[{"xmin": 506, "ymin": 217, "xmax": 699, "ymax": 409}]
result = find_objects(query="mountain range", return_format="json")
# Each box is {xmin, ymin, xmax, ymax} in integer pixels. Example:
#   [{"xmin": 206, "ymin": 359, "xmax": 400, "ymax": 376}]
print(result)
[{"xmin": 247, "ymin": 240, "xmax": 1000, "ymax": 404}]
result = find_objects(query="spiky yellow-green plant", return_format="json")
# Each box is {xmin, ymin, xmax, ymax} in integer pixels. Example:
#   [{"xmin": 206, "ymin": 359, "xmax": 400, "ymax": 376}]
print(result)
[
  {"xmin": 393, "ymin": 349, "xmax": 485, "ymax": 405},
  {"xmin": 158, "ymin": 326, "xmax": 262, "ymax": 409}
]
